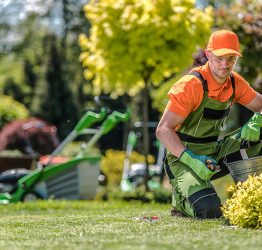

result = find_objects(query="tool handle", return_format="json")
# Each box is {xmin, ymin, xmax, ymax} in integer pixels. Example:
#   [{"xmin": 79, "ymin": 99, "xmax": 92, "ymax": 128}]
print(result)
[
  {"xmin": 101, "ymin": 109, "xmax": 131, "ymax": 135},
  {"xmin": 74, "ymin": 108, "xmax": 107, "ymax": 133},
  {"xmin": 127, "ymin": 131, "xmax": 137, "ymax": 147}
]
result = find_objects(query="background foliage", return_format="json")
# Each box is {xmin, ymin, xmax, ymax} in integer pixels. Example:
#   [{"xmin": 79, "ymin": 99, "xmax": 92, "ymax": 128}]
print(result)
[
  {"xmin": 0, "ymin": 95, "xmax": 29, "ymax": 129},
  {"xmin": 0, "ymin": 0, "xmax": 91, "ymax": 139},
  {"xmin": 79, "ymin": 0, "xmax": 213, "ymax": 97}
]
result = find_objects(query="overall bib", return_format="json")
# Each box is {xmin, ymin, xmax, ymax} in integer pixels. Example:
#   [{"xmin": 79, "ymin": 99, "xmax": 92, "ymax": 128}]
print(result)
[{"xmin": 165, "ymin": 72, "xmax": 261, "ymax": 218}]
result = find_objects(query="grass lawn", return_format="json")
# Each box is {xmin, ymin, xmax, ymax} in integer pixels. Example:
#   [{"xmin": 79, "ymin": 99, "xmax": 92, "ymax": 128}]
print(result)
[{"xmin": 0, "ymin": 200, "xmax": 261, "ymax": 250}]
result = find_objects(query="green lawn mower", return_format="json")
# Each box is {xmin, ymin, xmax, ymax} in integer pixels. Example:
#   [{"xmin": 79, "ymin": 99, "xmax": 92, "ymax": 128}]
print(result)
[{"xmin": 0, "ymin": 106, "xmax": 130, "ymax": 204}]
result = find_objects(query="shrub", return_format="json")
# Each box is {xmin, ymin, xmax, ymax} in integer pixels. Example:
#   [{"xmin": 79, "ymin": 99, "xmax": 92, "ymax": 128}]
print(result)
[
  {"xmin": 222, "ymin": 174, "xmax": 262, "ymax": 229},
  {"xmin": 0, "ymin": 95, "xmax": 29, "ymax": 129}
]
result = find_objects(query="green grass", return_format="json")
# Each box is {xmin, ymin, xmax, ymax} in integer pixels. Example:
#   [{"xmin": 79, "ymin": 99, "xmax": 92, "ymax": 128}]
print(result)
[{"xmin": 0, "ymin": 200, "xmax": 261, "ymax": 250}]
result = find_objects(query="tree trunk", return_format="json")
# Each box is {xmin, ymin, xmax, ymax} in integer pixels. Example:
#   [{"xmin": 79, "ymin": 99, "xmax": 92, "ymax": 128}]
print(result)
[{"xmin": 142, "ymin": 86, "xmax": 150, "ymax": 191}]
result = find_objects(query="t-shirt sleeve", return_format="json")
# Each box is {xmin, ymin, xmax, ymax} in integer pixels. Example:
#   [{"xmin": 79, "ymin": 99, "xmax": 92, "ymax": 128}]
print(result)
[
  {"xmin": 166, "ymin": 75, "xmax": 203, "ymax": 118},
  {"xmin": 233, "ymin": 73, "xmax": 257, "ymax": 105}
]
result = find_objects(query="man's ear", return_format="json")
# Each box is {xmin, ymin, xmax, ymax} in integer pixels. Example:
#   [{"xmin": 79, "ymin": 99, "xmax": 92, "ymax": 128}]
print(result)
[{"xmin": 205, "ymin": 50, "xmax": 211, "ymax": 59}]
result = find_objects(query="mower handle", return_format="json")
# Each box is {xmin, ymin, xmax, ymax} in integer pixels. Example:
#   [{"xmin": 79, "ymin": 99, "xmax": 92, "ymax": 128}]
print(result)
[
  {"xmin": 101, "ymin": 109, "xmax": 131, "ymax": 135},
  {"xmin": 74, "ymin": 108, "xmax": 107, "ymax": 134},
  {"xmin": 127, "ymin": 131, "xmax": 137, "ymax": 147},
  {"xmin": 48, "ymin": 108, "xmax": 107, "ymax": 159}
]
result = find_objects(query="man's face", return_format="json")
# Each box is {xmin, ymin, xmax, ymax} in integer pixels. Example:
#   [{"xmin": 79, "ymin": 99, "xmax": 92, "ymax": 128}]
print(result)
[{"xmin": 206, "ymin": 51, "xmax": 238, "ymax": 83}]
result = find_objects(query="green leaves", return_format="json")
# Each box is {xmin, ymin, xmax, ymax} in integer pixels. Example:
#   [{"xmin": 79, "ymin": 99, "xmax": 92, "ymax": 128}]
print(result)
[
  {"xmin": 0, "ymin": 95, "xmax": 29, "ymax": 129},
  {"xmin": 222, "ymin": 174, "xmax": 262, "ymax": 229},
  {"xmin": 79, "ymin": 0, "xmax": 213, "ymax": 97}
]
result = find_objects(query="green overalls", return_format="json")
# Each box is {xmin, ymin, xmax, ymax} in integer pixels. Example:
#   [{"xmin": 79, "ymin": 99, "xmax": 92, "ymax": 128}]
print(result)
[{"xmin": 166, "ymin": 71, "xmax": 261, "ymax": 218}]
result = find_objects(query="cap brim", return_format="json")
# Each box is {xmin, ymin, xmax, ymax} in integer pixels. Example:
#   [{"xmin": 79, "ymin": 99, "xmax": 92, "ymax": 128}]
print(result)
[{"xmin": 212, "ymin": 48, "xmax": 242, "ymax": 57}]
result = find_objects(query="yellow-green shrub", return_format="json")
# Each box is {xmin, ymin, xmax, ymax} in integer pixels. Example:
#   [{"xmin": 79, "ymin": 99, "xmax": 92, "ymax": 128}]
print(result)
[
  {"xmin": 222, "ymin": 174, "xmax": 262, "ymax": 229},
  {"xmin": 0, "ymin": 95, "xmax": 29, "ymax": 129},
  {"xmin": 100, "ymin": 149, "xmax": 155, "ymax": 186}
]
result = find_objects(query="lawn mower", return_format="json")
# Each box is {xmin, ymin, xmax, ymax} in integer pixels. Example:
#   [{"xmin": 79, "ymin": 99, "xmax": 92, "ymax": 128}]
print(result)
[{"xmin": 0, "ymin": 106, "xmax": 130, "ymax": 204}]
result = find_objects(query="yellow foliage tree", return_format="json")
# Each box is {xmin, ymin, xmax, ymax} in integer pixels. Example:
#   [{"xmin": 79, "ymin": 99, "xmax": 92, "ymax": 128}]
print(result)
[
  {"xmin": 79, "ymin": 0, "xmax": 213, "ymax": 188},
  {"xmin": 79, "ymin": 0, "xmax": 213, "ymax": 97}
]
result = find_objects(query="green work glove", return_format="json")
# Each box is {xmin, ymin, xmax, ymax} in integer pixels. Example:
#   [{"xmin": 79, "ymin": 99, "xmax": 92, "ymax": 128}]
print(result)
[
  {"xmin": 179, "ymin": 149, "xmax": 219, "ymax": 181},
  {"xmin": 240, "ymin": 113, "xmax": 262, "ymax": 142}
]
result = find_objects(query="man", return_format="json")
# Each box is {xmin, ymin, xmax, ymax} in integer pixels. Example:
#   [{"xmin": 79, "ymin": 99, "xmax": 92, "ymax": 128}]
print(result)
[{"xmin": 156, "ymin": 29, "xmax": 262, "ymax": 219}]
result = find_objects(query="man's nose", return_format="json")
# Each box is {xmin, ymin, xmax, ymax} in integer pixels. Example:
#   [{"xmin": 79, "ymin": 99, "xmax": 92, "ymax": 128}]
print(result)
[{"xmin": 221, "ymin": 58, "xmax": 230, "ymax": 67}]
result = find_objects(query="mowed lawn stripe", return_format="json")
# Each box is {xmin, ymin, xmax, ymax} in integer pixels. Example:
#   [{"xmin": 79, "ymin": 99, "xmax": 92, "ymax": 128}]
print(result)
[{"xmin": 0, "ymin": 200, "xmax": 261, "ymax": 250}]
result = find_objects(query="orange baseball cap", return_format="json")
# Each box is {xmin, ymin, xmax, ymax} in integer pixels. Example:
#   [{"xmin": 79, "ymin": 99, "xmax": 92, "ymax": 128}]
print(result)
[{"xmin": 207, "ymin": 29, "xmax": 242, "ymax": 57}]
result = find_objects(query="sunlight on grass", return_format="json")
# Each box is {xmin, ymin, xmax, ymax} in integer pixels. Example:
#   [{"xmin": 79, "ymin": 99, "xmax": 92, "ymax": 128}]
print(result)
[{"xmin": 0, "ymin": 200, "xmax": 261, "ymax": 250}]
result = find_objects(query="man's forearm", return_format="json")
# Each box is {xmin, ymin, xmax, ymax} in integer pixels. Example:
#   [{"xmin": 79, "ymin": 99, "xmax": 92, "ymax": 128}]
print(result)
[
  {"xmin": 245, "ymin": 92, "xmax": 262, "ymax": 113},
  {"xmin": 156, "ymin": 126, "xmax": 186, "ymax": 158}
]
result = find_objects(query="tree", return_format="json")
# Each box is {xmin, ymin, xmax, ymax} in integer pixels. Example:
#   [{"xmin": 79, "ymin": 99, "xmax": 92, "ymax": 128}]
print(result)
[
  {"xmin": 0, "ymin": 13, "xmax": 52, "ymax": 108},
  {"xmin": 0, "ymin": 0, "xmax": 54, "ymax": 53},
  {"xmin": 79, "ymin": 0, "xmax": 213, "ymax": 189},
  {"xmin": 60, "ymin": 0, "xmax": 93, "ymax": 110},
  {"xmin": 0, "ymin": 1, "xmax": 91, "ymax": 139},
  {"xmin": 80, "ymin": 0, "xmax": 213, "ymax": 96},
  {"xmin": 31, "ymin": 34, "xmax": 79, "ymax": 139}
]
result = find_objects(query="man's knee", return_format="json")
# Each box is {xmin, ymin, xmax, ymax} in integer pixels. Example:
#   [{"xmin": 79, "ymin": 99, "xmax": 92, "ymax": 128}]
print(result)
[{"xmin": 188, "ymin": 188, "xmax": 222, "ymax": 219}]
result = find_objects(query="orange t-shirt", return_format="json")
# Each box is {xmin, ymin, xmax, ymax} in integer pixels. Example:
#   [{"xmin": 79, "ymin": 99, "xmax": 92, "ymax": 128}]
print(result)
[{"xmin": 167, "ymin": 62, "xmax": 257, "ymax": 118}]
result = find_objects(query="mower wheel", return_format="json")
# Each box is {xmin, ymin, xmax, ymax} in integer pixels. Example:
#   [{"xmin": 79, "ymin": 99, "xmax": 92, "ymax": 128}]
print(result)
[{"xmin": 22, "ymin": 192, "xmax": 41, "ymax": 202}]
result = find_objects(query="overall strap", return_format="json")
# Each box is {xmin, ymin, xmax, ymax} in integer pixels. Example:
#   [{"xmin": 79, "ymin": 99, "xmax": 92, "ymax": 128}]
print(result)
[
  {"xmin": 229, "ymin": 73, "xmax": 235, "ymax": 101},
  {"xmin": 189, "ymin": 71, "xmax": 235, "ymax": 92},
  {"xmin": 176, "ymin": 132, "xmax": 218, "ymax": 143},
  {"xmin": 177, "ymin": 71, "xmax": 235, "ymax": 144},
  {"xmin": 188, "ymin": 71, "xmax": 208, "ymax": 92},
  {"xmin": 229, "ymin": 73, "xmax": 235, "ymax": 90}
]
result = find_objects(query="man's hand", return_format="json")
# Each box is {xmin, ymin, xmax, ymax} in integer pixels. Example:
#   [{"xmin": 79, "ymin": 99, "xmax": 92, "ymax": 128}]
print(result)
[
  {"xmin": 240, "ymin": 113, "xmax": 262, "ymax": 142},
  {"xmin": 179, "ymin": 149, "xmax": 220, "ymax": 181}
]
